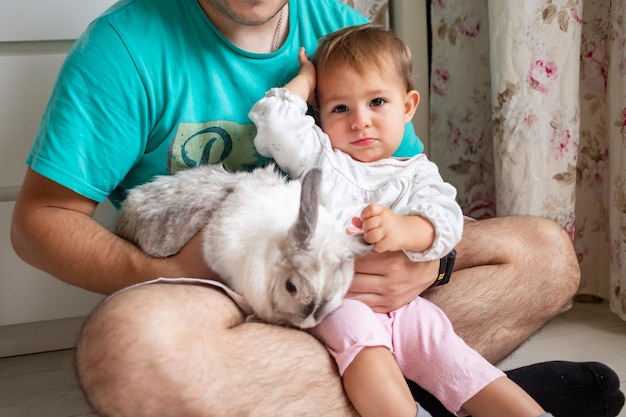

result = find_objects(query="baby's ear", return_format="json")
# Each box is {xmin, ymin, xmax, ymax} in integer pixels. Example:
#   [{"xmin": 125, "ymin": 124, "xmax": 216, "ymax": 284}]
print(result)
[{"xmin": 404, "ymin": 89, "xmax": 420, "ymax": 123}]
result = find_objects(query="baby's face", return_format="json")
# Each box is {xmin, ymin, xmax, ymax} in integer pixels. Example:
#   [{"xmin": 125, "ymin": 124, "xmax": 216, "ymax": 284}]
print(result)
[{"xmin": 316, "ymin": 64, "xmax": 416, "ymax": 163}]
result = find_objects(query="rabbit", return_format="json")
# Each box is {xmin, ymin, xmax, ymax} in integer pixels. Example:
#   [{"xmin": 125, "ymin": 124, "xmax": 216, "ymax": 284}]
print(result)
[{"xmin": 116, "ymin": 163, "xmax": 370, "ymax": 329}]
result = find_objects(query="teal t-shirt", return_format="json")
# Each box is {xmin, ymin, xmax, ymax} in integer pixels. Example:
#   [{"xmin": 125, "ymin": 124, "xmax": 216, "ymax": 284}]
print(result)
[{"xmin": 28, "ymin": 0, "xmax": 423, "ymax": 208}]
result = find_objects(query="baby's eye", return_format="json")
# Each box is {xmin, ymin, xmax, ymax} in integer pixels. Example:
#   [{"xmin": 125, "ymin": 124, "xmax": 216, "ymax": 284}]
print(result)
[
  {"xmin": 332, "ymin": 105, "xmax": 349, "ymax": 113},
  {"xmin": 370, "ymin": 98, "xmax": 386, "ymax": 107}
]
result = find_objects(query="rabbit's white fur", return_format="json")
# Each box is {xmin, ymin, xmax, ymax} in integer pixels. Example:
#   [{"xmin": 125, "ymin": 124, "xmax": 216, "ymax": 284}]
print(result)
[{"xmin": 116, "ymin": 164, "xmax": 369, "ymax": 328}]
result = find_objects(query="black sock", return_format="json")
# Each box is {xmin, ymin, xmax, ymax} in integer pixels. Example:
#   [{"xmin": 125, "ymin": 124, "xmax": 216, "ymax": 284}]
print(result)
[{"xmin": 406, "ymin": 361, "xmax": 625, "ymax": 417}]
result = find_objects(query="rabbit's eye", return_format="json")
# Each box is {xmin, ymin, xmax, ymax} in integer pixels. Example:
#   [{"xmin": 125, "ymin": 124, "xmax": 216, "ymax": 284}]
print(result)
[{"xmin": 286, "ymin": 279, "xmax": 297, "ymax": 295}]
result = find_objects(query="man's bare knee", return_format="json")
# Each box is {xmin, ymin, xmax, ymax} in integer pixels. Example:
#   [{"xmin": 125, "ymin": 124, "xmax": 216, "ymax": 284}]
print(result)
[
  {"xmin": 524, "ymin": 217, "xmax": 581, "ymax": 307},
  {"xmin": 76, "ymin": 283, "xmax": 245, "ymax": 416},
  {"xmin": 427, "ymin": 216, "xmax": 581, "ymax": 362},
  {"xmin": 76, "ymin": 282, "xmax": 355, "ymax": 417},
  {"xmin": 458, "ymin": 215, "xmax": 580, "ymax": 304}
]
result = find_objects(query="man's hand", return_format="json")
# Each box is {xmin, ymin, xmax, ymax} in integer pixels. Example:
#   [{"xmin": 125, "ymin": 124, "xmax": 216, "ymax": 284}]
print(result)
[
  {"xmin": 169, "ymin": 230, "xmax": 218, "ymax": 281},
  {"xmin": 347, "ymin": 250, "xmax": 439, "ymax": 313}
]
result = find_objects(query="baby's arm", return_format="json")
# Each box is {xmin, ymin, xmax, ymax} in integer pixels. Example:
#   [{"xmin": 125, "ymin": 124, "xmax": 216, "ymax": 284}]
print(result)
[
  {"xmin": 358, "ymin": 204, "xmax": 435, "ymax": 254},
  {"xmin": 283, "ymin": 47, "xmax": 316, "ymax": 103},
  {"xmin": 363, "ymin": 155, "xmax": 464, "ymax": 260},
  {"xmin": 249, "ymin": 47, "xmax": 325, "ymax": 179}
]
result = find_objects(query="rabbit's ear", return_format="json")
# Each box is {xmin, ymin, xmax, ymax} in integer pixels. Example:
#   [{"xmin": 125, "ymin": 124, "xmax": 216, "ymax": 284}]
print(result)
[{"xmin": 290, "ymin": 168, "xmax": 322, "ymax": 250}]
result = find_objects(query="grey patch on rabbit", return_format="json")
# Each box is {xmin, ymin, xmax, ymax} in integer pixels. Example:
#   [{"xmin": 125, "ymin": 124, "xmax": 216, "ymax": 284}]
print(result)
[{"xmin": 116, "ymin": 164, "xmax": 370, "ymax": 328}]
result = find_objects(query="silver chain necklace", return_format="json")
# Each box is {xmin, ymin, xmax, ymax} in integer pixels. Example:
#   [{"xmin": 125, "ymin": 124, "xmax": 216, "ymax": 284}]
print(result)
[{"xmin": 272, "ymin": 6, "xmax": 285, "ymax": 52}]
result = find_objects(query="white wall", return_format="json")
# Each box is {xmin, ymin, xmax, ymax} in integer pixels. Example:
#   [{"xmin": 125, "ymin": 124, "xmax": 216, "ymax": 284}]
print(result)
[{"xmin": 391, "ymin": 0, "xmax": 430, "ymax": 154}]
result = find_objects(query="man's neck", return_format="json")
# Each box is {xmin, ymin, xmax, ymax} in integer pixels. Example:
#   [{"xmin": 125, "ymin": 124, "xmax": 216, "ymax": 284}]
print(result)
[{"xmin": 198, "ymin": 0, "xmax": 289, "ymax": 53}]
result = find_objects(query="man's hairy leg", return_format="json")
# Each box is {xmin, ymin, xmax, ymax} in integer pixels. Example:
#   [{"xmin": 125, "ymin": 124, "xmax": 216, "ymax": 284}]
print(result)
[
  {"xmin": 422, "ymin": 216, "xmax": 580, "ymax": 364},
  {"xmin": 76, "ymin": 283, "xmax": 356, "ymax": 417}
]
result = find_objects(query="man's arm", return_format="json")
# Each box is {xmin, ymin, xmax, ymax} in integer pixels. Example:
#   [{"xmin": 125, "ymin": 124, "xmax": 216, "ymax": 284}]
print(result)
[{"xmin": 10, "ymin": 168, "xmax": 214, "ymax": 295}]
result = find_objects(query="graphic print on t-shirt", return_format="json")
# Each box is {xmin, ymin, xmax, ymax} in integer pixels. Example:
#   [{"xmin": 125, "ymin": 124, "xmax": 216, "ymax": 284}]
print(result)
[{"xmin": 168, "ymin": 120, "xmax": 269, "ymax": 174}]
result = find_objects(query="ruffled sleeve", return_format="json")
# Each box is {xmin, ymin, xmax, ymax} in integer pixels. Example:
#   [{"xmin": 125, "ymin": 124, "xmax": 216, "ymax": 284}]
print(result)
[
  {"xmin": 399, "ymin": 156, "xmax": 464, "ymax": 261},
  {"xmin": 249, "ymin": 88, "xmax": 325, "ymax": 179}
]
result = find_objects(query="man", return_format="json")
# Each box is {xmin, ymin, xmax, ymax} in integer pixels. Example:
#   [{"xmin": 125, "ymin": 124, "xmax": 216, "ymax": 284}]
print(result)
[{"xmin": 10, "ymin": 0, "xmax": 624, "ymax": 415}]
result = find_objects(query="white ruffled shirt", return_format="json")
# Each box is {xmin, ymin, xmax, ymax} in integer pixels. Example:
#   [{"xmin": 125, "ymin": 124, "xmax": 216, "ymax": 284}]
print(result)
[{"xmin": 249, "ymin": 88, "xmax": 463, "ymax": 261}]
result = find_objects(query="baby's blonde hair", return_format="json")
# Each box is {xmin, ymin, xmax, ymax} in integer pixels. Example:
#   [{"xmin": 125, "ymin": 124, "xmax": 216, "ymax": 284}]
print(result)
[{"xmin": 312, "ymin": 24, "xmax": 414, "ymax": 92}]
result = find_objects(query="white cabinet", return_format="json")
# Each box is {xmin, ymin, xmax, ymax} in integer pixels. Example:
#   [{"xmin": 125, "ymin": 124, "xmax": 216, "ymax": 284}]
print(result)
[
  {"xmin": 0, "ymin": 0, "xmax": 116, "ymax": 42},
  {"xmin": 0, "ymin": 52, "xmax": 68, "ymax": 188},
  {"xmin": 0, "ymin": 0, "xmax": 117, "ymax": 357}
]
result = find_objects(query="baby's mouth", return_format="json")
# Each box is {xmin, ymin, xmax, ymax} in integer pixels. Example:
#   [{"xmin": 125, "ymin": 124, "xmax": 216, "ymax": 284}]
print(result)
[{"xmin": 351, "ymin": 137, "xmax": 377, "ymax": 147}]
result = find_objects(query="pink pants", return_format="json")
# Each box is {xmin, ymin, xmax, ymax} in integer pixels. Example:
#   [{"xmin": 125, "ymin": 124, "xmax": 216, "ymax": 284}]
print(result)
[{"xmin": 310, "ymin": 297, "xmax": 505, "ymax": 416}]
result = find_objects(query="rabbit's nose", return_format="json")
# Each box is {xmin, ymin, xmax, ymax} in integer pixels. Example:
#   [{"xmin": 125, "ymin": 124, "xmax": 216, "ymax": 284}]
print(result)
[
  {"xmin": 301, "ymin": 300, "xmax": 328, "ymax": 321},
  {"xmin": 313, "ymin": 300, "xmax": 329, "ymax": 321},
  {"xmin": 302, "ymin": 301, "xmax": 317, "ymax": 318}
]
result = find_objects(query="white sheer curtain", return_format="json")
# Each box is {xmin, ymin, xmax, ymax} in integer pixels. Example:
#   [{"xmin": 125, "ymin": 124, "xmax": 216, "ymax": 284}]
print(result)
[{"xmin": 429, "ymin": 0, "xmax": 626, "ymax": 321}]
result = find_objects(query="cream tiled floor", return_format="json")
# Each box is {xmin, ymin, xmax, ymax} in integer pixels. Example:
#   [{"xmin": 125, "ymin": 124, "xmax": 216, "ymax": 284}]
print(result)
[{"xmin": 0, "ymin": 301, "xmax": 625, "ymax": 417}]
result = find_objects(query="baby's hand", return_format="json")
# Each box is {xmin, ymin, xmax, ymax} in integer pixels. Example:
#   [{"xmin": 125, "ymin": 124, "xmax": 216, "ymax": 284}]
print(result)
[
  {"xmin": 297, "ymin": 47, "xmax": 316, "ymax": 84},
  {"xmin": 284, "ymin": 47, "xmax": 317, "ymax": 104},
  {"xmin": 346, "ymin": 217, "xmax": 364, "ymax": 236},
  {"xmin": 359, "ymin": 204, "xmax": 405, "ymax": 253}
]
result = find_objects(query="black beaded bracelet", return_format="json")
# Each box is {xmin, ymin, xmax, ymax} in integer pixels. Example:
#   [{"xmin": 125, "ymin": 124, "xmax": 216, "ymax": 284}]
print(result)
[{"xmin": 429, "ymin": 249, "xmax": 456, "ymax": 288}]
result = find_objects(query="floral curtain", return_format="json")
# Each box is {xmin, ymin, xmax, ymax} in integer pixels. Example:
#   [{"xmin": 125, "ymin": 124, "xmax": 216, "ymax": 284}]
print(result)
[{"xmin": 429, "ymin": 0, "xmax": 626, "ymax": 321}]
